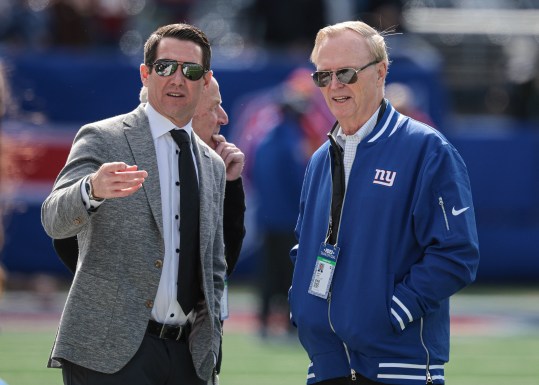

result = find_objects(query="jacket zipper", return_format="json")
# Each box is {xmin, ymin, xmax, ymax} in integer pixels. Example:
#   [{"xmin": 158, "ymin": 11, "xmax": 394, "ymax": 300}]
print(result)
[
  {"xmin": 328, "ymin": 292, "xmax": 357, "ymax": 381},
  {"xmin": 327, "ymin": 141, "xmax": 356, "ymax": 381},
  {"xmin": 419, "ymin": 318, "xmax": 433, "ymax": 384},
  {"xmin": 438, "ymin": 196, "xmax": 450, "ymax": 231}
]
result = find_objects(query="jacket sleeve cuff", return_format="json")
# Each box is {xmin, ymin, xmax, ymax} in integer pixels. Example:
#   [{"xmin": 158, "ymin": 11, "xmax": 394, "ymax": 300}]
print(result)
[
  {"xmin": 391, "ymin": 278, "xmax": 425, "ymax": 332},
  {"xmin": 390, "ymin": 295, "xmax": 413, "ymax": 332}
]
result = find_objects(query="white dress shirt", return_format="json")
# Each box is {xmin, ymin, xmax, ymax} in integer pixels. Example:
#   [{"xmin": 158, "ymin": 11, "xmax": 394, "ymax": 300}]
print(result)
[
  {"xmin": 145, "ymin": 103, "xmax": 198, "ymax": 326},
  {"xmin": 80, "ymin": 103, "xmax": 198, "ymax": 326}
]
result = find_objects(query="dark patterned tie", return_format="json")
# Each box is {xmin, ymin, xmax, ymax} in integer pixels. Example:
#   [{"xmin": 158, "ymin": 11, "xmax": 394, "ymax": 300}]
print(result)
[{"xmin": 169, "ymin": 129, "xmax": 201, "ymax": 314}]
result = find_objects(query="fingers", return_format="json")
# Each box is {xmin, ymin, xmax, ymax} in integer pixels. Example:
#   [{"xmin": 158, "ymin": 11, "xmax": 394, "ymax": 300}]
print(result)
[
  {"xmin": 214, "ymin": 141, "xmax": 244, "ymax": 167},
  {"xmin": 91, "ymin": 162, "xmax": 148, "ymax": 199},
  {"xmin": 211, "ymin": 135, "xmax": 247, "ymax": 180},
  {"xmin": 223, "ymin": 151, "xmax": 245, "ymax": 167},
  {"xmin": 212, "ymin": 134, "xmax": 226, "ymax": 144},
  {"xmin": 212, "ymin": 139, "xmax": 245, "ymax": 181}
]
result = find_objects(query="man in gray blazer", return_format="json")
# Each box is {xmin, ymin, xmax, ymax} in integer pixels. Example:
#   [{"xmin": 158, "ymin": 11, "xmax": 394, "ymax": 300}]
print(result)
[{"xmin": 41, "ymin": 23, "xmax": 226, "ymax": 385}]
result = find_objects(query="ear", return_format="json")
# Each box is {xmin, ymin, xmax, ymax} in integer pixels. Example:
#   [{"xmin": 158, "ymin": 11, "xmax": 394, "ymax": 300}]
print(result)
[
  {"xmin": 203, "ymin": 70, "xmax": 213, "ymax": 89},
  {"xmin": 377, "ymin": 61, "xmax": 388, "ymax": 86},
  {"xmin": 140, "ymin": 63, "xmax": 150, "ymax": 86}
]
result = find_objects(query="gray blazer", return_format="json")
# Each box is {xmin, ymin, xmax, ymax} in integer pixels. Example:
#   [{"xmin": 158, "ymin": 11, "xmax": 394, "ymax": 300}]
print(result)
[{"xmin": 41, "ymin": 105, "xmax": 226, "ymax": 381}]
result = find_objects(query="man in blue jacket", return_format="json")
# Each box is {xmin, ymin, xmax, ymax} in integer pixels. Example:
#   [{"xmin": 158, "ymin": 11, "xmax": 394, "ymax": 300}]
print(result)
[{"xmin": 288, "ymin": 21, "xmax": 480, "ymax": 385}]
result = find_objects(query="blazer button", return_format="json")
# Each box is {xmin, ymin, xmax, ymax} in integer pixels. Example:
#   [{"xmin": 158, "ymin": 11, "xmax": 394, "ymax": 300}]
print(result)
[
  {"xmin": 145, "ymin": 299, "xmax": 154, "ymax": 309},
  {"xmin": 154, "ymin": 259, "xmax": 163, "ymax": 269}
]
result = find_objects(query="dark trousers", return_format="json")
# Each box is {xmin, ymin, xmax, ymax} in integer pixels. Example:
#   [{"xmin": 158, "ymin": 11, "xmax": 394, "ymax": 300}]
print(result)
[
  {"xmin": 258, "ymin": 231, "xmax": 295, "ymax": 329},
  {"xmin": 62, "ymin": 332, "xmax": 205, "ymax": 385}
]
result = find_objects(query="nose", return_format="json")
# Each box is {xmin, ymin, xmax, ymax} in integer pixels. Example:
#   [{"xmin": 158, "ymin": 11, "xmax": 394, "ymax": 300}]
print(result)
[
  {"xmin": 170, "ymin": 67, "xmax": 185, "ymax": 85},
  {"xmin": 329, "ymin": 72, "xmax": 343, "ymax": 89},
  {"xmin": 218, "ymin": 105, "xmax": 229, "ymax": 126}
]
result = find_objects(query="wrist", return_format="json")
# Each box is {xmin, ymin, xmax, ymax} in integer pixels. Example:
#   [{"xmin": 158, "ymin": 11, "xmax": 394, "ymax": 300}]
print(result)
[{"xmin": 86, "ymin": 176, "xmax": 104, "ymax": 202}]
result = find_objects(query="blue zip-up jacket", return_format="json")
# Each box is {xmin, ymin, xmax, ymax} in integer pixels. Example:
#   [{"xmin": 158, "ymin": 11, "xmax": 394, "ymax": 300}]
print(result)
[{"xmin": 289, "ymin": 101, "xmax": 480, "ymax": 385}]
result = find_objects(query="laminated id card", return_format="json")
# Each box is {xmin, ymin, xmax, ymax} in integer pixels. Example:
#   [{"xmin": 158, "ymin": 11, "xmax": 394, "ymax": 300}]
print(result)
[{"xmin": 308, "ymin": 243, "xmax": 340, "ymax": 299}]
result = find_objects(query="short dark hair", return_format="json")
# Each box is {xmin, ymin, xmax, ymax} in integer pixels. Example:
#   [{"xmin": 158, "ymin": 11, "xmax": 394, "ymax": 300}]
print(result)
[{"xmin": 144, "ymin": 23, "xmax": 211, "ymax": 72}]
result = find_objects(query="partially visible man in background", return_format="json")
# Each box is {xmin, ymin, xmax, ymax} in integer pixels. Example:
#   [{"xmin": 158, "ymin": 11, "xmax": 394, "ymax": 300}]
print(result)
[
  {"xmin": 190, "ymin": 76, "xmax": 246, "ymax": 377},
  {"xmin": 190, "ymin": 77, "xmax": 246, "ymax": 278}
]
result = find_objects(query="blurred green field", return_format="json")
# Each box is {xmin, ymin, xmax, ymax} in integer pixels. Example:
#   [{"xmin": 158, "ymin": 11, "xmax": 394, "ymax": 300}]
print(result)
[
  {"xmin": 1, "ymin": 330, "xmax": 539, "ymax": 385},
  {"xmin": 1, "ymin": 285, "xmax": 539, "ymax": 384}
]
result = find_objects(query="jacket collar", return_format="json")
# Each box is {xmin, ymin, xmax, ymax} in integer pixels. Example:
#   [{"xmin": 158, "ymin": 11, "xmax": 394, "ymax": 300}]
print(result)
[{"xmin": 328, "ymin": 99, "xmax": 402, "ymax": 146}]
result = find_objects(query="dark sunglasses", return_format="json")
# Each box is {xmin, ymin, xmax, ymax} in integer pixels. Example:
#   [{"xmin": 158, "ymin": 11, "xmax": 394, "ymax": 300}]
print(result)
[
  {"xmin": 311, "ymin": 60, "xmax": 380, "ymax": 87},
  {"xmin": 151, "ymin": 59, "xmax": 207, "ymax": 81}
]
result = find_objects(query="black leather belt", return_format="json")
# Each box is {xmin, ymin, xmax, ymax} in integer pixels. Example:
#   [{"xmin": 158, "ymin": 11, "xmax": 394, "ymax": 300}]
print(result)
[
  {"xmin": 146, "ymin": 320, "xmax": 191, "ymax": 342},
  {"xmin": 316, "ymin": 373, "xmax": 385, "ymax": 385}
]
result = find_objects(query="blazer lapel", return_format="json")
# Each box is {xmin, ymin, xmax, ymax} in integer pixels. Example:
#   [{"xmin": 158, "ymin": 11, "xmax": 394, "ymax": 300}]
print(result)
[{"xmin": 123, "ymin": 105, "xmax": 163, "ymax": 237}]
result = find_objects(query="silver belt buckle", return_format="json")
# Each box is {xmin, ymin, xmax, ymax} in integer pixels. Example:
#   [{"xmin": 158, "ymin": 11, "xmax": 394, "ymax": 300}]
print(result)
[
  {"xmin": 175, "ymin": 325, "xmax": 184, "ymax": 341},
  {"xmin": 159, "ymin": 323, "xmax": 167, "ymax": 339}
]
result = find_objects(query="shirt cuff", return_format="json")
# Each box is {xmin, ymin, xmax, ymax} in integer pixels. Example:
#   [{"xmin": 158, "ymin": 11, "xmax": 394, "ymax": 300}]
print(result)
[{"xmin": 81, "ymin": 176, "xmax": 105, "ymax": 211}]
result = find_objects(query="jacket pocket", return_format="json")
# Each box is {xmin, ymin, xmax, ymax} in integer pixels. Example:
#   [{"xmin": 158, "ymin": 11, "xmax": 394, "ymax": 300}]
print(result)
[{"xmin": 59, "ymin": 271, "xmax": 115, "ymax": 348}]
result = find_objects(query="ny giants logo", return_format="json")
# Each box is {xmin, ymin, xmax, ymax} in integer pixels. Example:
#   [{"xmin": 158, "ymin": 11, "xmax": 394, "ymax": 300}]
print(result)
[{"xmin": 373, "ymin": 169, "xmax": 397, "ymax": 187}]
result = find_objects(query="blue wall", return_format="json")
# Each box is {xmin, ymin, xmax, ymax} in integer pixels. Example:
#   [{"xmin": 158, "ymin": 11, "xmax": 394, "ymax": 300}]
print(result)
[{"xmin": 1, "ymin": 50, "xmax": 537, "ymax": 283}]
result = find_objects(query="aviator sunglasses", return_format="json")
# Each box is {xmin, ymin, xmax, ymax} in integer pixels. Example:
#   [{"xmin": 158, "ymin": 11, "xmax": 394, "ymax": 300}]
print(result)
[
  {"xmin": 311, "ymin": 60, "xmax": 380, "ymax": 87},
  {"xmin": 151, "ymin": 59, "xmax": 208, "ymax": 81}
]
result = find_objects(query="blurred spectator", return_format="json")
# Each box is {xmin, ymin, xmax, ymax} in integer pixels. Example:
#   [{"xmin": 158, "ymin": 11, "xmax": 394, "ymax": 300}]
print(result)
[
  {"xmin": 0, "ymin": 60, "xmax": 8, "ymax": 250},
  {"xmin": 0, "ymin": 61, "xmax": 9, "ymax": 302},
  {"xmin": 0, "ymin": 0, "xmax": 142, "ymax": 49},
  {"xmin": 242, "ymin": 0, "xmax": 326, "ymax": 52},
  {"xmin": 358, "ymin": 0, "xmax": 405, "ymax": 33},
  {"xmin": 48, "ymin": 0, "xmax": 93, "ymax": 47},
  {"xmin": 0, "ymin": 0, "xmax": 48, "ymax": 49},
  {"xmin": 252, "ymin": 96, "xmax": 304, "ymax": 338},
  {"xmin": 91, "ymin": 0, "xmax": 130, "ymax": 46},
  {"xmin": 48, "ymin": 0, "xmax": 134, "ymax": 48},
  {"xmin": 232, "ymin": 68, "xmax": 331, "ymax": 182},
  {"xmin": 151, "ymin": 0, "xmax": 197, "ymax": 25},
  {"xmin": 241, "ymin": 0, "xmax": 406, "ymax": 52},
  {"xmin": 238, "ymin": 68, "xmax": 330, "ymax": 337}
]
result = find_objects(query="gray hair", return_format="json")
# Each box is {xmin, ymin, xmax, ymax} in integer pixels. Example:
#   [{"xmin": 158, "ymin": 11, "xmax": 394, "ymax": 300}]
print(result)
[{"xmin": 310, "ymin": 21, "xmax": 389, "ymax": 67}]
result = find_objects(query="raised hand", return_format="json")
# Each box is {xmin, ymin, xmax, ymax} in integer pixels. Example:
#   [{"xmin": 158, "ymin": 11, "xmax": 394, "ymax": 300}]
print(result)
[
  {"xmin": 89, "ymin": 162, "xmax": 148, "ymax": 199},
  {"xmin": 212, "ymin": 134, "xmax": 244, "ymax": 181}
]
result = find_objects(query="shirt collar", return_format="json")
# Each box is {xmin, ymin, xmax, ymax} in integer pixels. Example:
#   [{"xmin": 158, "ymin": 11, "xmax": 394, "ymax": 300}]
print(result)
[
  {"xmin": 335, "ymin": 105, "xmax": 381, "ymax": 148},
  {"xmin": 144, "ymin": 102, "xmax": 194, "ymax": 141}
]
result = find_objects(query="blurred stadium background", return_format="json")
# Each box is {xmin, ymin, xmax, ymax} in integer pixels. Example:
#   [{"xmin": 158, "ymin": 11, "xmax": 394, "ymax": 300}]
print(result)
[
  {"xmin": 0, "ymin": 0, "xmax": 538, "ymax": 383},
  {"xmin": 1, "ymin": 0, "xmax": 538, "ymax": 284}
]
